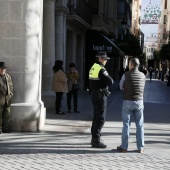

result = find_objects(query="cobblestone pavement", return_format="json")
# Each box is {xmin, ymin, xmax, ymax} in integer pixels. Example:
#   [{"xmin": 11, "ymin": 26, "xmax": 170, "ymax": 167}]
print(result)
[
  {"xmin": 1, "ymin": 151, "xmax": 170, "ymax": 170},
  {"xmin": 0, "ymin": 78, "xmax": 170, "ymax": 169}
]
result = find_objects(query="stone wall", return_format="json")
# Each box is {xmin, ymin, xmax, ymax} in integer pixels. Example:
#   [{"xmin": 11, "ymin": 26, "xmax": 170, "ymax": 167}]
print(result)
[{"xmin": 0, "ymin": 0, "xmax": 46, "ymax": 131}]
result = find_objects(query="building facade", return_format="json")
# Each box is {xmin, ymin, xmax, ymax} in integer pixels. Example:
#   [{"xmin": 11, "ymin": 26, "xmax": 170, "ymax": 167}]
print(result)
[
  {"xmin": 131, "ymin": 0, "xmax": 144, "ymax": 50},
  {"xmin": 0, "ymin": 0, "xmax": 142, "ymax": 131},
  {"xmin": 144, "ymin": 34, "xmax": 158, "ymax": 67},
  {"xmin": 157, "ymin": 0, "xmax": 170, "ymax": 70},
  {"xmin": 43, "ymin": 0, "xmax": 125, "ymax": 107},
  {"xmin": 131, "ymin": 0, "xmax": 141, "ymax": 37},
  {"xmin": 158, "ymin": 0, "xmax": 170, "ymax": 48},
  {"xmin": 117, "ymin": 0, "xmax": 132, "ymax": 38}
]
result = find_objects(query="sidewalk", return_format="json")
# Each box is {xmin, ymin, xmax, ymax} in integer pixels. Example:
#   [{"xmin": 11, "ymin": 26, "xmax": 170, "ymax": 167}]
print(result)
[{"xmin": 0, "ymin": 78, "xmax": 170, "ymax": 169}]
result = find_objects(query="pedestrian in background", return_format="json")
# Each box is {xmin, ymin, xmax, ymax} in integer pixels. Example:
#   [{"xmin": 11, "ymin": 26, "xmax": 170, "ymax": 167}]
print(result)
[
  {"xmin": 51, "ymin": 60, "xmax": 68, "ymax": 115},
  {"xmin": 141, "ymin": 67, "xmax": 147, "ymax": 76},
  {"xmin": 159, "ymin": 68, "xmax": 162, "ymax": 80},
  {"xmin": 118, "ymin": 67, "xmax": 125, "ymax": 90},
  {"xmin": 164, "ymin": 68, "xmax": 169, "ymax": 81},
  {"xmin": 66, "ymin": 63, "xmax": 80, "ymax": 113},
  {"xmin": 0, "ymin": 62, "xmax": 13, "ymax": 133},
  {"xmin": 155, "ymin": 68, "xmax": 159, "ymax": 79},
  {"xmin": 118, "ymin": 67, "xmax": 125, "ymax": 81},
  {"xmin": 117, "ymin": 58, "xmax": 146, "ymax": 153},
  {"xmin": 148, "ymin": 67, "xmax": 153, "ymax": 80},
  {"xmin": 89, "ymin": 51, "xmax": 114, "ymax": 148},
  {"xmin": 167, "ymin": 68, "xmax": 170, "ymax": 86}
]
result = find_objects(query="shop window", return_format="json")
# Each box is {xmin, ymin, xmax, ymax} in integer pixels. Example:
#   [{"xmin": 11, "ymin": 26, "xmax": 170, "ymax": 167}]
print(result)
[
  {"xmin": 164, "ymin": 15, "xmax": 167, "ymax": 24},
  {"xmin": 164, "ymin": 0, "xmax": 167, "ymax": 9},
  {"xmin": 117, "ymin": 0, "xmax": 125, "ymax": 18}
]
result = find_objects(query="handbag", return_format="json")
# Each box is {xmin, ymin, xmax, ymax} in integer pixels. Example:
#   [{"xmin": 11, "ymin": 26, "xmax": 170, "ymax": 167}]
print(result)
[{"xmin": 72, "ymin": 84, "xmax": 79, "ymax": 90}]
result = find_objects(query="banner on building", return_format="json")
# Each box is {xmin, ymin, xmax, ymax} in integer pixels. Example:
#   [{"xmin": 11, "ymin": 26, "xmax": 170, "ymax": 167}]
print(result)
[{"xmin": 141, "ymin": 0, "xmax": 161, "ymax": 24}]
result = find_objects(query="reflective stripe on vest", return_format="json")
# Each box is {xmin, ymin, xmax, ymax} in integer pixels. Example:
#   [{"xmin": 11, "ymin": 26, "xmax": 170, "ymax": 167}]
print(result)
[{"xmin": 89, "ymin": 63, "xmax": 105, "ymax": 80}]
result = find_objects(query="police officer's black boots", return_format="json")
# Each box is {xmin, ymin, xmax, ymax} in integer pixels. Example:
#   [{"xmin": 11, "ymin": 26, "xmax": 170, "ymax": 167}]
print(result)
[{"xmin": 91, "ymin": 137, "xmax": 107, "ymax": 148}]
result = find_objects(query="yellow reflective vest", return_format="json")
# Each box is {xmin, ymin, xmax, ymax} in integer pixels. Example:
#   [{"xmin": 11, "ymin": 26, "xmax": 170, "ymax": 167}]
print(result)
[{"xmin": 89, "ymin": 63, "xmax": 105, "ymax": 80}]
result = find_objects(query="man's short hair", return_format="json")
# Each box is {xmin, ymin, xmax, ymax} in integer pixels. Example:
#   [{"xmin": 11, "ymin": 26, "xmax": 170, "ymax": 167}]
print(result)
[{"xmin": 129, "ymin": 58, "xmax": 140, "ymax": 67}]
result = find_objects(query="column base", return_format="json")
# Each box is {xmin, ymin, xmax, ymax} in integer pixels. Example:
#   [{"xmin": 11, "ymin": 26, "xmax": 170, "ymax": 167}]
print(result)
[
  {"xmin": 42, "ymin": 91, "xmax": 55, "ymax": 108},
  {"xmin": 10, "ymin": 102, "xmax": 46, "ymax": 132},
  {"xmin": 42, "ymin": 92, "xmax": 67, "ymax": 108}
]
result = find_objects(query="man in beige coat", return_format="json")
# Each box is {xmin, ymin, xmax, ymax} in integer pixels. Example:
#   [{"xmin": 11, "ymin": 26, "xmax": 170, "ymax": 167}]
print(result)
[{"xmin": 0, "ymin": 62, "xmax": 13, "ymax": 133}]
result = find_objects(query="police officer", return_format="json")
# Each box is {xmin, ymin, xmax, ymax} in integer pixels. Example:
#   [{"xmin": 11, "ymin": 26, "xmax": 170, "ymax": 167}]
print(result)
[{"xmin": 89, "ymin": 51, "xmax": 114, "ymax": 148}]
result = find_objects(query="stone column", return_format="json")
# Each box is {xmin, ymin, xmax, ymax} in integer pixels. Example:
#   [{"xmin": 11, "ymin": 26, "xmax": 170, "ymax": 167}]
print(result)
[
  {"xmin": 42, "ymin": 0, "xmax": 56, "ymax": 107},
  {"xmin": 55, "ymin": 0, "xmax": 68, "ymax": 68},
  {"xmin": 0, "ymin": 0, "xmax": 46, "ymax": 131}
]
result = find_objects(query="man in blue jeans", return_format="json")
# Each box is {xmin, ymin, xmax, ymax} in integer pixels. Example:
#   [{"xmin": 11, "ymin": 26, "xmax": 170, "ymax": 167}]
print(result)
[{"xmin": 117, "ymin": 58, "xmax": 146, "ymax": 153}]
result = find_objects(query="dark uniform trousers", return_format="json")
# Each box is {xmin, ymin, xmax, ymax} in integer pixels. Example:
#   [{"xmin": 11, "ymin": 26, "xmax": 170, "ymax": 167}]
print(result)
[
  {"xmin": 0, "ymin": 105, "xmax": 10, "ymax": 131},
  {"xmin": 91, "ymin": 90, "xmax": 107, "ymax": 139}
]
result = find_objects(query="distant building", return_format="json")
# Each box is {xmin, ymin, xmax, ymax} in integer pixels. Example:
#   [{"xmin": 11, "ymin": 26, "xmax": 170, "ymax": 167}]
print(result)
[
  {"xmin": 131, "ymin": 0, "xmax": 144, "ymax": 49},
  {"xmin": 158, "ymin": 0, "xmax": 170, "ymax": 50},
  {"xmin": 144, "ymin": 34, "xmax": 158, "ymax": 67}
]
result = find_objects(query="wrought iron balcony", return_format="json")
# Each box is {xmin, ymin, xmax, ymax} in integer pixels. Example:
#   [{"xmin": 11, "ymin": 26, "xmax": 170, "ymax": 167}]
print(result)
[{"xmin": 67, "ymin": 0, "xmax": 92, "ymax": 25}]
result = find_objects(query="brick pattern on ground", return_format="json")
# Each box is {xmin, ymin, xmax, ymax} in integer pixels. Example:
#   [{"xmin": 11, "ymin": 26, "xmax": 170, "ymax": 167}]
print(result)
[{"xmin": 0, "ymin": 152, "xmax": 170, "ymax": 170}]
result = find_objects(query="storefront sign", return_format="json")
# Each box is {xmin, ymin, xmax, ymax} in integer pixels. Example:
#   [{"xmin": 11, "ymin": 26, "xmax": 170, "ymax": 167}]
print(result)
[{"xmin": 92, "ymin": 45, "xmax": 112, "ymax": 51}]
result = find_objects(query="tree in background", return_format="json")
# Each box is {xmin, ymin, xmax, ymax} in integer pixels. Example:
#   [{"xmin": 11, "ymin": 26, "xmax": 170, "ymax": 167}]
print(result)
[
  {"xmin": 159, "ymin": 42, "xmax": 170, "ymax": 61},
  {"xmin": 115, "ymin": 33, "xmax": 145, "ymax": 68},
  {"xmin": 115, "ymin": 33, "xmax": 142, "ymax": 57},
  {"xmin": 153, "ymin": 50, "xmax": 161, "ymax": 68},
  {"xmin": 158, "ymin": 42, "xmax": 170, "ymax": 82},
  {"xmin": 139, "ymin": 53, "xmax": 146, "ymax": 69},
  {"xmin": 153, "ymin": 50, "xmax": 160, "ymax": 61}
]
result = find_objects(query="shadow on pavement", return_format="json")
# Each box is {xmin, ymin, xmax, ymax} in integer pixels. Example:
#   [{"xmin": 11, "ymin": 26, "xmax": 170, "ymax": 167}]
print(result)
[{"xmin": 0, "ymin": 79, "xmax": 170, "ymax": 155}]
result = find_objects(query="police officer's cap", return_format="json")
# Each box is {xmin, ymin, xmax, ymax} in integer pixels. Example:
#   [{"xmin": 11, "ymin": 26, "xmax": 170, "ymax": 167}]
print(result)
[{"xmin": 96, "ymin": 51, "xmax": 110, "ymax": 60}]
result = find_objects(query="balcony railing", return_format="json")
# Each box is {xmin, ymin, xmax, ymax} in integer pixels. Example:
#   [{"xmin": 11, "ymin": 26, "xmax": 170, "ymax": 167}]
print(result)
[{"xmin": 67, "ymin": 0, "xmax": 92, "ymax": 25}]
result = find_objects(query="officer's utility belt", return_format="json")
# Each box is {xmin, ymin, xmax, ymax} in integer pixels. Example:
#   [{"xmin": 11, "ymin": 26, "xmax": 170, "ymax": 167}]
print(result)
[{"xmin": 93, "ymin": 89, "xmax": 110, "ymax": 97}]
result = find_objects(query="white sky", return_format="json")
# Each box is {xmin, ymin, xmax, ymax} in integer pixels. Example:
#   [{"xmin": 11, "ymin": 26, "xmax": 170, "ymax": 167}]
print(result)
[{"xmin": 141, "ymin": 24, "xmax": 158, "ymax": 38}]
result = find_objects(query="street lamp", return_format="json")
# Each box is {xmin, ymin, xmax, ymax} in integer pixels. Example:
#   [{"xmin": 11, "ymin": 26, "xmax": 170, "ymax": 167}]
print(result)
[
  {"xmin": 121, "ymin": 18, "xmax": 127, "ymax": 40},
  {"xmin": 121, "ymin": 18, "xmax": 128, "ymax": 69}
]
